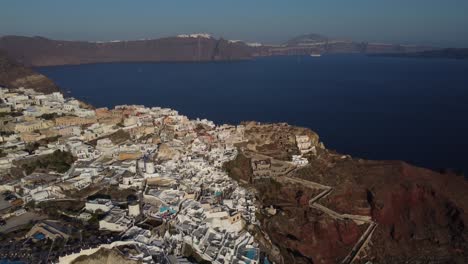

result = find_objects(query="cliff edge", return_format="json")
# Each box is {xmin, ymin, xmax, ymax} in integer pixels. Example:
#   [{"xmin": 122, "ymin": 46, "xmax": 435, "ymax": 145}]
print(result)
[
  {"xmin": 0, "ymin": 50, "xmax": 60, "ymax": 93},
  {"xmin": 224, "ymin": 122, "xmax": 468, "ymax": 264}
]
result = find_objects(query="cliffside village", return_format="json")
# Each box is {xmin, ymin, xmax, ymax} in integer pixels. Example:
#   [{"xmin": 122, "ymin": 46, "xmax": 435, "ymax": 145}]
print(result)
[{"xmin": 0, "ymin": 87, "xmax": 315, "ymax": 263}]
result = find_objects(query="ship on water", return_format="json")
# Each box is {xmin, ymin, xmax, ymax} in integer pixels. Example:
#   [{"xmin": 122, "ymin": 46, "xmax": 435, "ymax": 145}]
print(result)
[{"xmin": 310, "ymin": 53, "xmax": 322, "ymax": 57}]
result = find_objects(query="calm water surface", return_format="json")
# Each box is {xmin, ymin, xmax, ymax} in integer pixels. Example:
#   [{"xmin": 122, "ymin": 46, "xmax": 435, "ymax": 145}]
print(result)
[{"xmin": 37, "ymin": 55, "xmax": 468, "ymax": 173}]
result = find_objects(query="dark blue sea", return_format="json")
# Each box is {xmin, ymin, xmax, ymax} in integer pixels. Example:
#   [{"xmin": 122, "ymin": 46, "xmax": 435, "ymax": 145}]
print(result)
[{"xmin": 37, "ymin": 55, "xmax": 468, "ymax": 173}]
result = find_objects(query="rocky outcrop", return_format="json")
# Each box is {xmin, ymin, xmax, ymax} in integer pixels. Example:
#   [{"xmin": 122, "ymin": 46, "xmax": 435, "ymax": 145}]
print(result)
[
  {"xmin": 0, "ymin": 50, "xmax": 59, "ymax": 93},
  {"xmin": 241, "ymin": 122, "xmax": 319, "ymax": 160},
  {"xmin": 224, "ymin": 122, "xmax": 468, "ymax": 264}
]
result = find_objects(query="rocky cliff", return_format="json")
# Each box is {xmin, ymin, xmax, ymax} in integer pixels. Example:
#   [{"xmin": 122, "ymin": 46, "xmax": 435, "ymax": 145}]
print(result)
[
  {"xmin": 224, "ymin": 122, "xmax": 468, "ymax": 264},
  {"xmin": 0, "ymin": 35, "xmax": 258, "ymax": 66},
  {"xmin": 0, "ymin": 50, "xmax": 59, "ymax": 93},
  {"xmin": 0, "ymin": 34, "xmax": 434, "ymax": 67}
]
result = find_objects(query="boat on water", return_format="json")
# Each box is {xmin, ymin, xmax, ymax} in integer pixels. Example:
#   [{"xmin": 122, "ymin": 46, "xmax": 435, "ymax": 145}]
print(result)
[{"xmin": 310, "ymin": 53, "xmax": 322, "ymax": 57}]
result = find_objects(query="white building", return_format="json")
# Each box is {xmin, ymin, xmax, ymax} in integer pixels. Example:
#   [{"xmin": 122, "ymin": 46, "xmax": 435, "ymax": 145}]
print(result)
[
  {"xmin": 85, "ymin": 198, "xmax": 114, "ymax": 213},
  {"xmin": 128, "ymin": 203, "xmax": 141, "ymax": 217},
  {"xmin": 120, "ymin": 174, "xmax": 145, "ymax": 190},
  {"xmin": 99, "ymin": 208, "xmax": 133, "ymax": 232},
  {"xmin": 96, "ymin": 138, "xmax": 118, "ymax": 157},
  {"xmin": 292, "ymin": 155, "xmax": 309, "ymax": 166}
]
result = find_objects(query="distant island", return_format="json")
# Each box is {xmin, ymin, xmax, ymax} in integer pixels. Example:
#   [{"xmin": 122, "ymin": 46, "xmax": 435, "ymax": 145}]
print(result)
[{"xmin": 0, "ymin": 33, "xmax": 434, "ymax": 66}]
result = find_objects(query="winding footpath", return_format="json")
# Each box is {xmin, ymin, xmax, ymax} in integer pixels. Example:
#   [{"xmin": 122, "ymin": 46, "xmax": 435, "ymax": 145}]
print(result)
[{"xmin": 277, "ymin": 175, "xmax": 377, "ymax": 264}]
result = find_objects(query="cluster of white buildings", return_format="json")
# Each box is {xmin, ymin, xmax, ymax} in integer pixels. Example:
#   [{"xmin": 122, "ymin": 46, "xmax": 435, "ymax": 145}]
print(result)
[
  {"xmin": 176, "ymin": 33, "xmax": 212, "ymax": 39},
  {"xmin": 0, "ymin": 87, "xmax": 268, "ymax": 263}
]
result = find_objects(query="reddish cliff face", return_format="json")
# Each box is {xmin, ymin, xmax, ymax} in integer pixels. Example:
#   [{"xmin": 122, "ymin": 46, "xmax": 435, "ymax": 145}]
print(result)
[
  {"xmin": 266, "ymin": 206, "xmax": 364, "ymax": 264},
  {"xmin": 317, "ymin": 161, "xmax": 467, "ymax": 263},
  {"xmin": 225, "ymin": 123, "xmax": 468, "ymax": 264},
  {"xmin": 254, "ymin": 181, "xmax": 365, "ymax": 263},
  {"xmin": 363, "ymin": 163, "xmax": 467, "ymax": 263}
]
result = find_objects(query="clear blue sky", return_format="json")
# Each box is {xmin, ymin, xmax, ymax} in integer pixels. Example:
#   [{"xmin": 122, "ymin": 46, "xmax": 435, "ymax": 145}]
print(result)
[{"xmin": 1, "ymin": 0, "xmax": 467, "ymax": 47}]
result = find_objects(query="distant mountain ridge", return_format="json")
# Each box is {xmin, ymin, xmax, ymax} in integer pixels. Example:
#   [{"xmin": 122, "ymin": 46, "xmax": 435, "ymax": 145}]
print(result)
[
  {"xmin": 0, "ymin": 35, "xmax": 260, "ymax": 67},
  {"xmin": 0, "ymin": 34, "xmax": 436, "ymax": 66},
  {"xmin": 285, "ymin": 33, "xmax": 330, "ymax": 46},
  {"xmin": 270, "ymin": 33, "xmax": 434, "ymax": 56}
]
